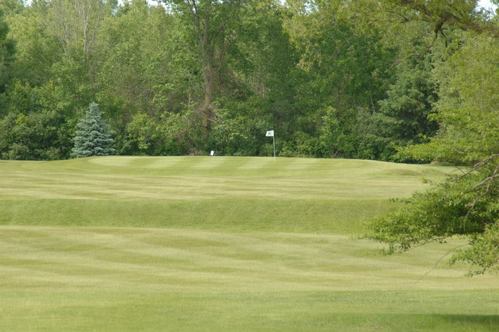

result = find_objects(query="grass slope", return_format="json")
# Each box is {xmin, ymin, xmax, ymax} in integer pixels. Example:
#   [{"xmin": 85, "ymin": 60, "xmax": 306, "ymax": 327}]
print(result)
[
  {"xmin": 0, "ymin": 156, "xmax": 452, "ymax": 232},
  {"xmin": 0, "ymin": 157, "xmax": 497, "ymax": 331}
]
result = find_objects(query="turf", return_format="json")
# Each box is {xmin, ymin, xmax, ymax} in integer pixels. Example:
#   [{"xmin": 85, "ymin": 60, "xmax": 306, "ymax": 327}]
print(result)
[
  {"xmin": 0, "ymin": 156, "xmax": 451, "ymax": 232},
  {"xmin": 0, "ymin": 156, "xmax": 497, "ymax": 331}
]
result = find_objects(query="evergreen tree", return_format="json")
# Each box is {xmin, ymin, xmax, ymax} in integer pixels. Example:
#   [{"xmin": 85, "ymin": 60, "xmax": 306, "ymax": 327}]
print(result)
[{"xmin": 71, "ymin": 102, "xmax": 114, "ymax": 157}]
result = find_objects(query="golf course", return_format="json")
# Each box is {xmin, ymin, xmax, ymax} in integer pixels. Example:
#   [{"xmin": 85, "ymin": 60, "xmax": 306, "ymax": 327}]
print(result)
[{"xmin": 0, "ymin": 156, "xmax": 497, "ymax": 331}]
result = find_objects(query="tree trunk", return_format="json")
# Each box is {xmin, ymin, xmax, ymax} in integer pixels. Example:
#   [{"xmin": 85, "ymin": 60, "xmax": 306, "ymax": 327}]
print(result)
[{"xmin": 198, "ymin": 12, "xmax": 216, "ymax": 133}]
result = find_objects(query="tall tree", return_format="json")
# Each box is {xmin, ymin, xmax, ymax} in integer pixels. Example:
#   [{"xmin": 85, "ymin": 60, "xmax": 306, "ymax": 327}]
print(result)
[
  {"xmin": 161, "ymin": 0, "xmax": 244, "ymax": 133},
  {"xmin": 1, "ymin": 0, "xmax": 494, "ymax": 164},
  {"xmin": 0, "ymin": 9, "xmax": 15, "ymax": 95},
  {"xmin": 48, "ymin": 0, "xmax": 109, "ymax": 58},
  {"xmin": 376, "ymin": 20, "xmax": 439, "ymax": 159},
  {"xmin": 283, "ymin": 0, "xmax": 397, "ymax": 158},
  {"xmin": 371, "ymin": 2, "xmax": 499, "ymax": 274}
]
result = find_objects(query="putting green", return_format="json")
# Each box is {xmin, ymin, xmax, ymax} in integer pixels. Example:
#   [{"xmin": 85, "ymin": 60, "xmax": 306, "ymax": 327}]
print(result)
[
  {"xmin": 0, "ymin": 156, "xmax": 452, "ymax": 233},
  {"xmin": 0, "ymin": 157, "xmax": 497, "ymax": 331}
]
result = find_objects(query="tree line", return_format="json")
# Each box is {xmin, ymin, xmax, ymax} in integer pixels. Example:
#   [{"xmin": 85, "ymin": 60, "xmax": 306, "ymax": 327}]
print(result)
[{"xmin": 0, "ymin": 0, "xmax": 475, "ymax": 160}]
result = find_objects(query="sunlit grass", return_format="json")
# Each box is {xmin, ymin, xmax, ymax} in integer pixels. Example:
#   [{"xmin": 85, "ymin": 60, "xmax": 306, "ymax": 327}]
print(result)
[{"xmin": 0, "ymin": 157, "xmax": 497, "ymax": 331}]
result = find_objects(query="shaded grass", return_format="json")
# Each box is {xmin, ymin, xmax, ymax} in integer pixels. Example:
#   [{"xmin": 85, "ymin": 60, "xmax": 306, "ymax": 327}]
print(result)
[{"xmin": 0, "ymin": 198, "xmax": 397, "ymax": 234}]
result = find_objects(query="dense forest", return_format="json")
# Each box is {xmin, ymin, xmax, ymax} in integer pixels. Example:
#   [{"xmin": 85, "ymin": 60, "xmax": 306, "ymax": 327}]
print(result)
[{"xmin": 0, "ymin": 0, "xmax": 495, "ymax": 162}]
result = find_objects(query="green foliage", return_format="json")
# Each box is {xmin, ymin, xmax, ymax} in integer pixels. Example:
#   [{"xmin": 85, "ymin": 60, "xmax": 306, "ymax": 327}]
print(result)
[
  {"xmin": 377, "ymin": 22, "xmax": 439, "ymax": 159},
  {"xmin": 0, "ymin": 0, "xmax": 496, "ymax": 167},
  {"xmin": 451, "ymin": 222, "xmax": 499, "ymax": 275},
  {"xmin": 405, "ymin": 34, "xmax": 499, "ymax": 163},
  {"xmin": 371, "ymin": 156, "xmax": 498, "ymax": 272},
  {"xmin": 0, "ymin": 110, "xmax": 70, "ymax": 160},
  {"xmin": 387, "ymin": 0, "xmax": 499, "ymax": 37},
  {"xmin": 289, "ymin": 12, "xmax": 393, "ymax": 113},
  {"xmin": 124, "ymin": 112, "xmax": 159, "ymax": 155},
  {"xmin": 210, "ymin": 98, "xmax": 271, "ymax": 156},
  {"xmin": 282, "ymin": 1, "xmax": 399, "ymax": 159},
  {"xmin": 369, "ymin": 4, "xmax": 499, "ymax": 274},
  {"xmin": 71, "ymin": 102, "xmax": 114, "ymax": 157},
  {"xmin": 0, "ymin": 0, "xmax": 453, "ymax": 159},
  {"xmin": 124, "ymin": 110, "xmax": 203, "ymax": 156},
  {"xmin": 98, "ymin": 2, "xmax": 197, "ymax": 116},
  {"xmin": 0, "ymin": 81, "xmax": 73, "ymax": 159},
  {"xmin": 313, "ymin": 106, "xmax": 391, "ymax": 159},
  {"xmin": 0, "ymin": 9, "xmax": 15, "ymax": 94}
]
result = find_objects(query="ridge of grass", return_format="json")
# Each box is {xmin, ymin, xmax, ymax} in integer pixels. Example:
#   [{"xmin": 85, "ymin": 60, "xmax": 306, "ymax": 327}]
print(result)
[{"xmin": 0, "ymin": 157, "xmax": 497, "ymax": 331}]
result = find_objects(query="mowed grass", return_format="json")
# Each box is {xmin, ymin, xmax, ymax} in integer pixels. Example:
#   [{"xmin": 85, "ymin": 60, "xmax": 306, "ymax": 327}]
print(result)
[
  {"xmin": 0, "ymin": 156, "xmax": 452, "ymax": 232},
  {"xmin": 0, "ymin": 156, "xmax": 497, "ymax": 331}
]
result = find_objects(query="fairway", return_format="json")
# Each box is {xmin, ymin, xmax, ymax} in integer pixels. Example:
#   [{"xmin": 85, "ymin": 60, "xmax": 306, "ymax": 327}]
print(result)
[{"xmin": 0, "ymin": 157, "xmax": 498, "ymax": 331}]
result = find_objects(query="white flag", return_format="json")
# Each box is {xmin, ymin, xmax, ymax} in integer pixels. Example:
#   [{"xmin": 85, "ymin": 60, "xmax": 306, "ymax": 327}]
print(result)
[{"xmin": 266, "ymin": 130, "xmax": 274, "ymax": 137}]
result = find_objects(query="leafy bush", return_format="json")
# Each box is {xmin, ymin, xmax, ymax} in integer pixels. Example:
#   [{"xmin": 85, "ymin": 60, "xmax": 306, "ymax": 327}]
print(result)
[
  {"xmin": 124, "ymin": 109, "xmax": 204, "ymax": 156},
  {"xmin": 0, "ymin": 110, "xmax": 71, "ymax": 160}
]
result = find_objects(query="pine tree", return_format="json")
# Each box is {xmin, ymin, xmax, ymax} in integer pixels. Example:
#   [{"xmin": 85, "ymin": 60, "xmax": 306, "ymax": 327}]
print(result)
[{"xmin": 71, "ymin": 102, "xmax": 114, "ymax": 157}]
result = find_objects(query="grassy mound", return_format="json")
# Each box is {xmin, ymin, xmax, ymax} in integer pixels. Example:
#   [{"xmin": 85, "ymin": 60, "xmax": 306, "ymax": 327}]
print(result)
[
  {"xmin": 1, "ymin": 157, "xmax": 497, "ymax": 331},
  {"xmin": 0, "ymin": 156, "xmax": 452, "ymax": 233}
]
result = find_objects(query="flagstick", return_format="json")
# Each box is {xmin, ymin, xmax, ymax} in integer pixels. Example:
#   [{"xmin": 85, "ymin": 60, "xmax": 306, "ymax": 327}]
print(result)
[
  {"xmin": 273, "ymin": 134, "xmax": 276, "ymax": 158},
  {"xmin": 266, "ymin": 130, "xmax": 276, "ymax": 158}
]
